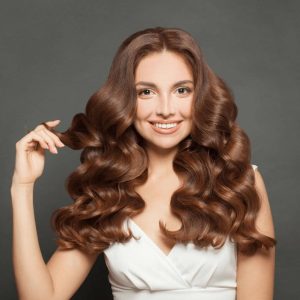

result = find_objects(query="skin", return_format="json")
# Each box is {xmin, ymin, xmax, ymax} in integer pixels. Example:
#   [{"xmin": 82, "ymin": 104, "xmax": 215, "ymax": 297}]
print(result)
[
  {"xmin": 11, "ymin": 50, "xmax": 275, "ymax": 300},
  {"xmin": 236, "ymin": 168, "xmax": 276, "ymax": 300},
  {"xmin": 133, "ymin": 50, "xmax": 194, "ymax": 179}
]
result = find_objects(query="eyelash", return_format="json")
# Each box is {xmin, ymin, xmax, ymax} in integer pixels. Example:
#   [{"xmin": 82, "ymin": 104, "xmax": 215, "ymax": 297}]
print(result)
[{"xmin": 137, "ymin": 87, "xmax": 192, "ymax": 96}]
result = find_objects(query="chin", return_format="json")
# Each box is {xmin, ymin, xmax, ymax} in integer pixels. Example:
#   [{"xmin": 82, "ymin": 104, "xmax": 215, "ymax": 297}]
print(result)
[{"xmin": 145, "ymin": 134, "xmax": 189, "ymax": 150}]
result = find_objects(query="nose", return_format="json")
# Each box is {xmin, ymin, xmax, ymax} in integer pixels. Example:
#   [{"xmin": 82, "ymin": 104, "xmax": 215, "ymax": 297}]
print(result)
[{"xmin": 155, "ymin": 93, "xmax": 176, "ymax": 117}]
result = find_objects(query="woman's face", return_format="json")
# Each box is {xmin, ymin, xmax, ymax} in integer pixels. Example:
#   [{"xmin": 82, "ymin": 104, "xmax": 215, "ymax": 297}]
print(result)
[{"xmin": 133, "ymin": 50, "xmax": 194, "ymax": 151}]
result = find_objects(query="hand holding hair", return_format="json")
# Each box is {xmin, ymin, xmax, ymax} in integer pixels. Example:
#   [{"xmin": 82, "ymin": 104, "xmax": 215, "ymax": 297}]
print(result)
[{"xmin": 11, "ymin": 119, "xmax": 65, "ymax": 186}]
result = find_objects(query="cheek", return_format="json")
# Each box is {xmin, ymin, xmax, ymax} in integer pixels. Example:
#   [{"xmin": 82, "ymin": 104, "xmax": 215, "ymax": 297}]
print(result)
[
  {"xmin": 180, "ymin": 101, "xmax": 193, "ymax": 118},
  {"xmin": 135, "ymin": 101, "xmax": 152, "ymax": 120}
]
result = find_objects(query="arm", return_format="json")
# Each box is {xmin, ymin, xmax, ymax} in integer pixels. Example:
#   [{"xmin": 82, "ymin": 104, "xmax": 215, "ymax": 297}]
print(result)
[
  {"xmin": 11, "ymin": 183, "xmax": 99, "ymax": 300},
  {"xmin": 236, "ymin": 168, "xmax": 276, "ymax": 300},
  {"xmin": 12, "ymin": 120, "xmax": 100, "ymax": 300}
]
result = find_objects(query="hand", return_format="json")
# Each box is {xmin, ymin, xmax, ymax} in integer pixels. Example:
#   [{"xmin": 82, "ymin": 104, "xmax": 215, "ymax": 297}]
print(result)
[{"xmin": 11, "ymin": 120, "xmax": 65, "ymax": 186}]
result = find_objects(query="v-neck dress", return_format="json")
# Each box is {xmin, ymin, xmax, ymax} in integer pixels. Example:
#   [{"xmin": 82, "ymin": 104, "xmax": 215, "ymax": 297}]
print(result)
[{"xmin": 103, "ymin": 164, "xmax": 258, "ymax": 299}]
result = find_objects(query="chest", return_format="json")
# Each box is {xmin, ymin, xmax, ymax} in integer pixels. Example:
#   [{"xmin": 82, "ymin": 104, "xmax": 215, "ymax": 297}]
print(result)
[{"xmin": 131, "ymin": 177, "xmax": 183, "ymax": 256}]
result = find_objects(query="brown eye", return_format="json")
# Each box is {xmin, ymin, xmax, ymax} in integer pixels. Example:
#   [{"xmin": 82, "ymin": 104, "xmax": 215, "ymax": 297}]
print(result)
[
  {"xmin": 138, "ymin": 89, "xmax": 153, "ymax": 96},
  {"xmin": 176, "ymin": 87, "xmax": 191, "ymax": 95}
]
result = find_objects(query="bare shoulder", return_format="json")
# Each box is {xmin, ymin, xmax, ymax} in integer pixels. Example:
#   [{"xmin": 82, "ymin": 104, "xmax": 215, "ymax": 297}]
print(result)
[
  {"xmin": 236, "ymin": 166, "xmax": 276, "ymax": 300},
  {"xmin": 46, "ymin": 247, "xmax": 99, "ymax": 300},
  {"xmin": 252, "ymin": 167, "xmax": 276, "ymax": 238}
]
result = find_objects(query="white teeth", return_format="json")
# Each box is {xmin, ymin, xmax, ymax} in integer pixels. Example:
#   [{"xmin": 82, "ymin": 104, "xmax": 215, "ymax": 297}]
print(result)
[{"xmin": 154, "ymin": 122, "xmax": 178, "ymax": 129}]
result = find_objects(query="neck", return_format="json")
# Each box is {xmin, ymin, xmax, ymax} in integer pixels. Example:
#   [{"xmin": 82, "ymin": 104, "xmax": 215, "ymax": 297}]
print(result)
[{"xmin": 145, "ymin": 143, "xmax": 178, "ymax": 180}]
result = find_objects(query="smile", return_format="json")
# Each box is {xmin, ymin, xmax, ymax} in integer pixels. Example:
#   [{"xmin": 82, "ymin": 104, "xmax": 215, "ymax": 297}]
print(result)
[{"xmin": 148, "ymin": 121, "xmax": 182, "ymax": 134}]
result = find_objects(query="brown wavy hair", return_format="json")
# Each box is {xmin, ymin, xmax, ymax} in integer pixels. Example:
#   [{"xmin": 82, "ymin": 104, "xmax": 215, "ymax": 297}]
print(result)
[{"xmin": 49, "ymin": 26, "xmax": 276, "ymax": 256}]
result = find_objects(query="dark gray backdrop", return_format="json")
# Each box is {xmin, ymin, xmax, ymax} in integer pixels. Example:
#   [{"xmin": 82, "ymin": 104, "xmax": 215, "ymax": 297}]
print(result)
[{"xmin": 1, "ymin": 1, "xmax": 299, "ymax": 299}]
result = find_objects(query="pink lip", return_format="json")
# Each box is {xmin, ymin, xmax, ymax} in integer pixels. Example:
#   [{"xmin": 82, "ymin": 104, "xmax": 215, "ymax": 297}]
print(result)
[{"xmin": 149, "ymin": 121, "xmax": 182, "ymax": 135}]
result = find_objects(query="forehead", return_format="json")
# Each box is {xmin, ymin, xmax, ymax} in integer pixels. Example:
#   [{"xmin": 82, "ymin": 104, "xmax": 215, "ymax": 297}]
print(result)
[{"xmin": 135, "ymin": 51, "xmax": 193, "ymax": 82}]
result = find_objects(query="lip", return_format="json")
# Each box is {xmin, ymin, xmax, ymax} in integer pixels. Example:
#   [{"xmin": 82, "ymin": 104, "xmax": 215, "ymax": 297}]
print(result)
[
  {"xmin": 149, "ymin": 121, "xmax": 182, "ymax": 135},
  {"xmin": 148, "ymin": 120, "xmax": 183, "ymax": 124}
]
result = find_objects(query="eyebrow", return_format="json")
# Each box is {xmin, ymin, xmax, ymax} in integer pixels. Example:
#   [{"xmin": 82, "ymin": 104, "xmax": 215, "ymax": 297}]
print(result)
[{"xmin": 135, "ymin": 80, "xmax": 194, "ymax": 89}]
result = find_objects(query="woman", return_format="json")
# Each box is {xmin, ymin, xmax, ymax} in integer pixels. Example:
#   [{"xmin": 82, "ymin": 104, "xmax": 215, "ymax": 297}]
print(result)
[{"xmin": 11, "ymin": 26, "xmax": 276, "ymax": 300}]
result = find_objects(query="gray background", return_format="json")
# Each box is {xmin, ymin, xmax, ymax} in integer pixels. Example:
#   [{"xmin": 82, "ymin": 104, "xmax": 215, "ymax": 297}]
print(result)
[{"xmin": 1, "ymin": 1, "xmax": 299, "ymax": 299}]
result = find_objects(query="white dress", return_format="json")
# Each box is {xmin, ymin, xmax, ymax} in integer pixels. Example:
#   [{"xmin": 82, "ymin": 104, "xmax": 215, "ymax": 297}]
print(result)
[{"xmin": 103, "ymin": 164, "xmax": 258, "ymax": 300}]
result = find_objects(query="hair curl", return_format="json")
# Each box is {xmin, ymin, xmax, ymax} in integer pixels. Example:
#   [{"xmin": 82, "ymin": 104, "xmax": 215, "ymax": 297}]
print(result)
[{"xmin": 49, "ymin": 26, "xmax": 276, "ymax": 256}]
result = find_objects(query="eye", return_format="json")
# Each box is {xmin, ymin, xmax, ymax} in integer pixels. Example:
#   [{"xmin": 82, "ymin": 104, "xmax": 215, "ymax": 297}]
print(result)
[
  {"xmin": 137, "ymin": 89, "xmax": 154, "ymax": 97},
  {"xmin": 176, "ymin": 87, "xmax": 192, "ymax": 95}
]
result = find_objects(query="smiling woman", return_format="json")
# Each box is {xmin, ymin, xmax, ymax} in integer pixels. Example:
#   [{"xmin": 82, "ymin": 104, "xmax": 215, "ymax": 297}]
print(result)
[
  {"xmin": 11, "ymin": 26, "xmax": 276, "ymax": 300},
  {"xmin": 133, "ymin": 51, "xmax": 194, "ymax": 149}
]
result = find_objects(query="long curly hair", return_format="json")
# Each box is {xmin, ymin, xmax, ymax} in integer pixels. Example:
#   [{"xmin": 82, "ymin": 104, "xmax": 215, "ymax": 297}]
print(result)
[{"xmin": 49, "ymin": 26, "xmax": 276, "ymax": 256}]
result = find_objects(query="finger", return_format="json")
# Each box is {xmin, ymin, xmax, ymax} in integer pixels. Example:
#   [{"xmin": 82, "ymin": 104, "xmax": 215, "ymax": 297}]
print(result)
[
  {"xmin": 34, "ymin": 130, "xmax": 58, "ymax": 154},
  {"xmin": 35, "ymin": 119, "xmax": 61, "ymax": 131},
  {"xmin": 37, "ymin": 128, "xmax": 64, "ymax": 150},
  {"xmin": 39, "ymin": 127, "xmax": 65, "ymax": 147},
  {"xmin": 45, "ymin": 119, "xmax": 61, "ymax": 127},
  {"xmin": 17, "ymin": 131, "xmax": 49, "ymax": 151},
  {"xmin": 33, "ymin": 120, "xmax": 64, "ymax": 148}
]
